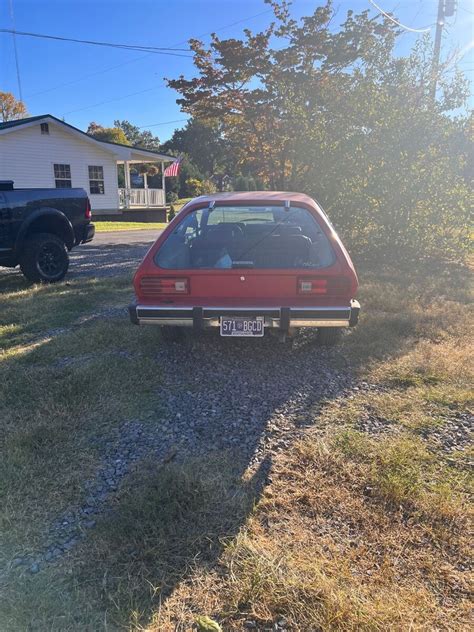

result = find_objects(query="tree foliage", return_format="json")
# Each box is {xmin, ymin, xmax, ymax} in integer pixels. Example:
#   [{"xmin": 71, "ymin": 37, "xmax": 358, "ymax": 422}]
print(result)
[
  {"xmin": 114, "ymin": 120, "xmax": 161, "ymax": 150},
  {"xmin": 86, "ymin": 122, "xmax": 129, "ymax": 145},
  {"xmin": 163, "ymin": 156, "xmax": 205, "ymax": 201},
  {"xmin": 0, "ymin": 92, "xmax": 27, "ymax": 122},
  {"xmin": 161, "ymin": 119, "xmax": 227, "ymax": 176},
  {"xmin": 86, "ymin": 120, "xmax": 161, "ymax": 150},
  {"xmin": 167, "ymin": 0, "xmax": 472, "ymax": 261},
  {"xmin": 185, "ymin": 177, "xmax": 216, "ymax": 196}
]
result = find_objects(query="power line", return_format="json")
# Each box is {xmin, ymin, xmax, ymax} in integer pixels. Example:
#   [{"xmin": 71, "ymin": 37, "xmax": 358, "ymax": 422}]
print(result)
[
  {"xmin": 137, "ymin": 119, "xmax": 188, "ymax": 129},
  {"xmin": 33, "ymin": 8, "xmax": 274, "ymax": 120},
  {"xmin": 444, "ymin": 40, "xmax": 474, "ymax": 72},
  {"xmin": 63, "ymin": 85, "xmax": 165, "ymax": 116},
  {"xmin": 26, "ymin": 54, "xmax": 152, "ymax": 98},
  {"xmin": 24, "ymin": 8, "xmax": 273, "ymax": 101},
  {"xmin": 187, "ymin": 8, "xmax": 273, "ymax": 42},
  {"xmin": 0, "ymin": 28, "xmax": 193, "ymax": 57},
  {"xmin": 8, "ymin": 0, "xmax": 23, "ymax": 101},
  {"xmin": 368, "ymin": 0, "xmax": 433, "ymax": 32}
]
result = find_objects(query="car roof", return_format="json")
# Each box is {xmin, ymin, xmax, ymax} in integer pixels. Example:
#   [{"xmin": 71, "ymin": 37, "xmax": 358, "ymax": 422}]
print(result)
[{"xmin": 191, "ymin": 191, "xmax": 318, "ymax": 206}]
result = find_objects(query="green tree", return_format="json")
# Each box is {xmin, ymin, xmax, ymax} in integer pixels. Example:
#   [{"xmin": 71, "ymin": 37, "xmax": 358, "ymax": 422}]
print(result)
[
  {"xmin": 163, "ymin": 155, "xmax": 204, "ymax": 201},
  {"xmin": 161, "ymin": 119, "xmax": 227, "ymax": 176},
  {"xmin": 0, "ymin": 91, "xmax": 27, "ymax": 122},
  {"xmin": 86, "ymin": 122, "xmax": 129, "ymax": 145},
  {"xmin": 114, "ymin": 120, "xmax": 161, "ymax": 150},
  {"xmin": 234, "ymin": 175, "xmax": 248, "ymax": 191},
  {"xmin": 167, "ymin": 0, "xmax": 471, "ymax": 260}
]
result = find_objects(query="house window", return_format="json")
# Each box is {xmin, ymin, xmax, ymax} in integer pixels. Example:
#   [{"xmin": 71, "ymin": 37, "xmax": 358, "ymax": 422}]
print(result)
[
  {"xmin": 40, "ymin": 123, "xmax": 49, "ymax": 135},
  {"xmin": 88, "ymin": 165, "xmax": 105, "ymax": 194},
  {"xmin": 54, "ymin": 164, "xmax": 71, "ymax": 188}
]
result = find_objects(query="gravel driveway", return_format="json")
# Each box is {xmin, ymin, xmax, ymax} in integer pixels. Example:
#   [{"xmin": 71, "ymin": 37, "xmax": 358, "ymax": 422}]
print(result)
[
  {"xmin": 12, "ymin": 325, "xmax": 359, "ymax": 575},
  {"xmin": 2, "ymin": 227, "xmax": 359, "ymax": 574},
  {"xmin": 5, "ymin": 230, "xmax": 471, "ymax": 577},
  {"xmin": 0, "ymin": 228, "xmax": 159, "ymax": 282}
]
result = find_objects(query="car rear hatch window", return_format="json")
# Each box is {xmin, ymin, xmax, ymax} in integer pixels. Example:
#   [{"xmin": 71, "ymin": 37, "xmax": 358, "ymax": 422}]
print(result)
[{"xmin": 155, "ymin": 206, "xmax": 336, "ymax": 270}]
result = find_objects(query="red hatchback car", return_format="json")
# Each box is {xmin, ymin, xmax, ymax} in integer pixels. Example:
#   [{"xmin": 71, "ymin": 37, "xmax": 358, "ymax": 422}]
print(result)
[{"xmin": 129, "ymin": 192, "xmax": 360, "ymax": 344}]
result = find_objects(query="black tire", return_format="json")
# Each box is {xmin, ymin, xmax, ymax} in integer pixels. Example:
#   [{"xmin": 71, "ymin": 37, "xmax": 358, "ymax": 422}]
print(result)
[
  {"xmin": 316, "ymin": 327, "xmax": 341, "ymax": 346},
  {"xmin": 19, "ymin": 233, "xmax": 69, "ymax": 283},
  {"xmin": 160, "ymin": 326, "xmax": 185, "ymax": 342}
]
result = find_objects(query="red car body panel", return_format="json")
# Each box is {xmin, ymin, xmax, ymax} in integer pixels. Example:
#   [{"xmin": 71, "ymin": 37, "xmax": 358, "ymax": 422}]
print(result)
[{"xmin": 132, "ymin": 192, "xmax": 358, "ymax": 309}]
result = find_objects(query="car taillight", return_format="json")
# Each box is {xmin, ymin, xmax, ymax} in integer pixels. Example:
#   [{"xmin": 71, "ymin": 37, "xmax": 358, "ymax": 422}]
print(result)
[
  {"xmin": 298, "ymin": 278, "xmax": 327, "ymax": 295},
  {"xmin": 85, "ymin": 199, "xmax": 92, "ymax": 220},
  {"xmin": 298, "ymin": 276, "xmax": 351, "ymax": 296},
  {"xmin": 139, "ymin": 277, "xmax": 189, "ymax": 296}
]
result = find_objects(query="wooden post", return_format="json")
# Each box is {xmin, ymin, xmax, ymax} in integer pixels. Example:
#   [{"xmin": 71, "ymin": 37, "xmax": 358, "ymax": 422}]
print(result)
[
  {"xmin": 124, "ymin": 161, "xmax": 131, "ymax": 208},
  {"xmin": 143, "ymin": 171, "xmax": 149, "ymax": 207},
  {"xmin": 161, "ymin": 161, "xmax": 166, "ymax": 206}
]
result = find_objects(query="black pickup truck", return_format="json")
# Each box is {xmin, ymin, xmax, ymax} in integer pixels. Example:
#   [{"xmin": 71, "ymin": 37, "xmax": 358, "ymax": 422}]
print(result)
[{"xmin": 0, "ymin": 181, "xmax": 95, "ymax": 283}]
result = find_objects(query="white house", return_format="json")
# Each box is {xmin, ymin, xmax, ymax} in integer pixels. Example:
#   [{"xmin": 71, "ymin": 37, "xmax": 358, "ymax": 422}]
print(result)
[{"xmin": 0, "ymin": 114, "xmax": 175, "ymax": 212}]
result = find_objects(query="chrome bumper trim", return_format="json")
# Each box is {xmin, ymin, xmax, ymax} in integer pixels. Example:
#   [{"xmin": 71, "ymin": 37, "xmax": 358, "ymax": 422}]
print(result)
[{"xmin": 130, "ymin": 301, "xmax": 360, "ymax": 329}]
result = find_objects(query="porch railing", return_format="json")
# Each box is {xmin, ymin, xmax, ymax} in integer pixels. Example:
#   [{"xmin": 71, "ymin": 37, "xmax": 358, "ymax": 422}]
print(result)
[{"xmin": 119, "ymin": 188, "xmax": 165, "ymax": 208}]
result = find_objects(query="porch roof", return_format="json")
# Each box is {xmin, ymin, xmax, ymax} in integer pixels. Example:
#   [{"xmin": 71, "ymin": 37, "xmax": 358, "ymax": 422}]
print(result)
[{"xmin": 115, "ymin": 147, "xmax": 173, "ymax": 163}]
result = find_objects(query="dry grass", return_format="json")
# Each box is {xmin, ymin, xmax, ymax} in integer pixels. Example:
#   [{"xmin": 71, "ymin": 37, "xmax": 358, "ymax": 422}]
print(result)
[
  {"xmin": 147, "ymin": 431, "xmax": 472, "ymax": 631},
  {"xmin": 0, "ymin": 262, "xmax": 472, "ymax": 631},
  {"xmin": 144, "ymin": 263, "xmax": 473, "ymax": 631},
  {"xmin": 0, "ymin": 313, "xmax": 162, "ymax": 564},
  {"xmin": 0, "ymin": 275, "xmax": 132, "ymax": 352}
]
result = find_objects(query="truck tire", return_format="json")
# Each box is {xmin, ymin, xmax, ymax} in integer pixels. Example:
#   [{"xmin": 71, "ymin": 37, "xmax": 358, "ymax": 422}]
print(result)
[
  {"xmin": 19, "ymin": 233, "xmax": 69, "ymax": 283},
  {"xmin": 316, "ymin": 327, "xmax": 341, "ymax": 346}
]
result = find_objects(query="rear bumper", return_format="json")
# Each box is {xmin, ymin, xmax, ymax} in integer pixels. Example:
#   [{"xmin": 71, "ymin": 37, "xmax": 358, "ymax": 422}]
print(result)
[
  {"xmin": 81, "ymin": 223, "xmax": 95, "ymax": 244},
  {"xmin": 129, "ymin": 300, "xmax": 360, "ymax": 329}
]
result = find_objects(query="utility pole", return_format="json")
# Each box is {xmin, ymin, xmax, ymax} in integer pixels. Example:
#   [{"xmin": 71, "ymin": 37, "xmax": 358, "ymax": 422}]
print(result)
[
  {"xmin": 8, "ymin": 0, "xmax": 23, "ymax": 102},
  {"xmin": 431, "ymin": 0, "xmax": 456, "ymax": 101}
]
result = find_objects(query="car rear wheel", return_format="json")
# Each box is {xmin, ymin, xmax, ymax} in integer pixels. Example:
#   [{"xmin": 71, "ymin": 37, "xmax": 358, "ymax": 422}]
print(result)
[
  {"xmin": 316, "ymin": 327, "xmax": 341, "ymax": 346},
  {"xmin": 20, "ymin": 233, "xmax": 69, "ymax": 283}
]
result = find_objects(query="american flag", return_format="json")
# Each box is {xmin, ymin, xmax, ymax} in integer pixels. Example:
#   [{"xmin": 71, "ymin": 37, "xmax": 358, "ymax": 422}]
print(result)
[{"xmin": 163, "ymin": 156, "xmax": 182, "ymax": 177}]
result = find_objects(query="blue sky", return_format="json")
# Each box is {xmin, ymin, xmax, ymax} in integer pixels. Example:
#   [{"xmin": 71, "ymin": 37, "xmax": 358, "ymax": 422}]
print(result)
[{"xmin": 1, "ymin": 0, "xmax": 473, "ymax": 142}]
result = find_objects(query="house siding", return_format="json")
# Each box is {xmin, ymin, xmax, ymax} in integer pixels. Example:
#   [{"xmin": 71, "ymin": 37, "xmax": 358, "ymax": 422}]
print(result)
[{"xmin": 0, "ymin": 121, "xmax": 119, "ymax": 210}]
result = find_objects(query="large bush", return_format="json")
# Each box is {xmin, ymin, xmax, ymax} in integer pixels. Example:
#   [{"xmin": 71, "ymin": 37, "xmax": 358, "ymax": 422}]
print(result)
[{"xmin": 167, "ymin": 2, "xmax": 472, "ymax": 262}]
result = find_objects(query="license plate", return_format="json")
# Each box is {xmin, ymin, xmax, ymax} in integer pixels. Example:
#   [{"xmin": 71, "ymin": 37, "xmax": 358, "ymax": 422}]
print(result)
[{"xmin": 220, "ymin": 316, "xmax": 264, "ymax": 337}]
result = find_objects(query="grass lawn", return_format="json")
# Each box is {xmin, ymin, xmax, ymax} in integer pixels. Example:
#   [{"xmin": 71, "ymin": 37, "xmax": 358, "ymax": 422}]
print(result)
[
  {"xmin": 0, "ymin": 262, "xmax": 472, "ymax": 630},
  {"xmin": 94, "ymin": 199, "xmax": 191, "ymax": 232},
  {"xmin": 94, "ymin": 221, "xmax": 167, "ymax": 232}
]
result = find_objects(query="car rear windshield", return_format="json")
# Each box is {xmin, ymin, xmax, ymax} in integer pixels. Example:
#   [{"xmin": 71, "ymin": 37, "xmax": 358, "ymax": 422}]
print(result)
[{"xmin": 154, "ymin": 205, "xmax": 336, "ymax": 270}]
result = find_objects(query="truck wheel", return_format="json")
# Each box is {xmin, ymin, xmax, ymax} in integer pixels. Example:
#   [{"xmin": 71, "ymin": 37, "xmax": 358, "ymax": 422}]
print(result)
[
  {"xmin": 316, "ymin": 327, "xmax": 341, "ymax": 346},
  {"xmin": 20, "ymin": 233, "xmax": 69, "ymax": 283}
]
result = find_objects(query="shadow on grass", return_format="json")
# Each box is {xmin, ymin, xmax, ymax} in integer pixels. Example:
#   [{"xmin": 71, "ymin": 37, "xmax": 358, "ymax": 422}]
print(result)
[
  {"xmin": 0, "ymin": 275, "xmax": 132, "ymax": 352},
  {"xmin": 59, "ymin": 299, "xmax": 442, "ymax": 629},
  {"xmin": 75, "ymin": 453, "xmax": 271, "ymax": 629},
  {"xmin": 1, "ymin": 260, "xmax": 470, "ymax": 630}
]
